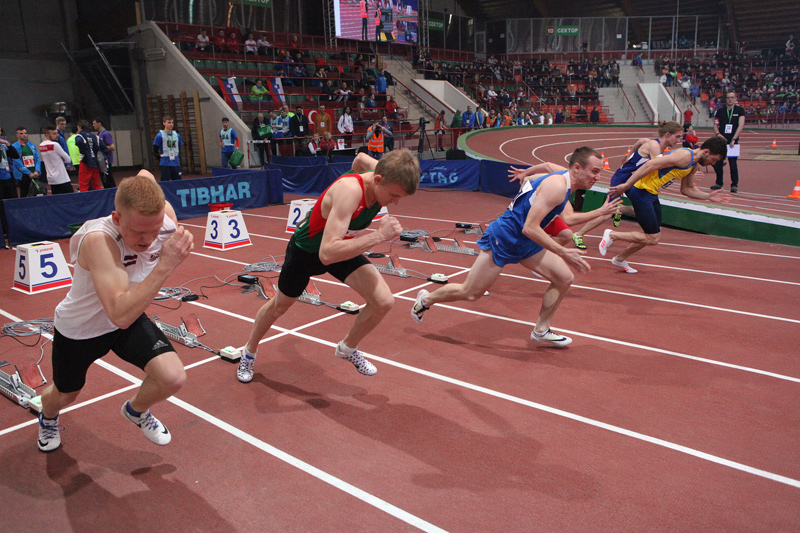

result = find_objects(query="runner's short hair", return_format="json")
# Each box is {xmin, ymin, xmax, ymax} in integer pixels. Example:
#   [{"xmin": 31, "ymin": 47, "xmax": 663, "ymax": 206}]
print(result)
[
  {"xmin": 568, "ymin": 146, "xmax": 603, "ymax": 167},
  {"xmin": 657, "ymin": 120, "xmax": 683, "ymax": 136},
  {"xmin": 374, "ymin": 148, "xmax": 420, "ymax": 195},
  {"xmin": 700, "ymin": 136, "xmax": 728, "ymax": 157},
  {"xmin": 115, "ymin": 175, "xmax": 166, "ymax": 216}
]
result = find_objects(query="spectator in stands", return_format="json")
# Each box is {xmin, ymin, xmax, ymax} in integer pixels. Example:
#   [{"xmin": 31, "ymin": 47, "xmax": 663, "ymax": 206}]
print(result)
[
  {"xmin": 251, "ymin": 79, "xmax": 269, "ymax": 102},
  {"xmin": 226, "ymin": 31, "xmax": 240, "ymax": 54},
  {"xmin": 366, "ymin": 120, "xmax": 385, "ymax": 159},
  {"xmin": 337, "ymin": 82, "xmax": 353, "ymax": 102},
  {"xmin": 385, "ymin": 95, "xmax": 403, "ymax": 119},
  {"xmin": 288, "ymin": 34, "xmax": 300, "ymax": 52},
  {"xmin": 322, "ymin": 79, "xmax": 336, "ymax": 101},
  {"xmin": 251, "ymin": 112, "xmax": 271, "ymax": 166},
  {"xmin": 485, "ymin": 85, "xmax": 498, "ymax": 108},
  {"xmin": 576, "ymin": 105, "xmax": 588, "ymax": 122},
  {"xmin": 66, "ymin": 125, "xmax": 81, "ymax": 167},
  {"xmin": 374, "ymin": 69, "xmax": 388, "ymax": 101},
  {"xmin": 256, "ymin": 33, "xmax": 272, "ymax": 56},
  {"xmin": 379, "ymin": 115, "xmax": 394, "ymax": 151},
  {"xmin": 12, "ymin": 126, "xmax": 43, "ymax": 196},
  {"xmin": 314, "ymin": 105, "xmax": 332, "ymax": 137},
  {"xmin": 75, "ymin": 120, "xmax": 105, "ymax": 191},
  {"xmin": 461, "ymin": 106, "xmax": 476, "ymax": 130},
  {"xmin": 290, "ymin": 106, "xmax": 310, "ymax": 144},
  {"xmin": 500, "ymin": 89, "xmax": 511, "ymax": 108},
  {"xmin": 320, "ymin": 131, "xmax": 336, "ymax": 154},
  {"xmin": 196, "ymin": 29, "xmax": 210, "ymax": 53},
  {"xmin": 337, "ymin": 106, "xmax": 354, "ymax": 148},
  {"xmin": 486, "ymin": 109, "xmax": 498, "ymax": 128},
  {"xmin": 219, "ymin": 118, "xmax": 239, "ymax": 169},
  {"xmin": 682, "ymin": 126, "xmax": 699, "ymax": 149},
  {"xmin": 211, "ymin": 29, "xmax": 226, "ymax": 54},
  {"xmin": 365, "ymin": 94, "xmax": 377, "ymax": 109},
  {"xmin": 590, "ymin": 106, "xmax": 600, "ymax": 124},
  {"xmin": 244, "ymin": 33, "xmax": 258, "ymax": 56},
  {"xmin": 92, "ymin": 117, "xmax": 115, "ymax": 188},
  {"xmin": 475, "ymin": 106, "xmax": 487, "ymax": 129},
  {"xmin": 545, "ymin": 112, "xmax": 553, "ymax": 125},
  {"xmin": 562, "ymin": 106, "xmax": 571, "ymax": 123},
  {"xmin": 312, "ymin": 67, "xmax": 327, "ymax": 88},
  {"xmin": 786, "ymin": 35, "xmax": 795, "ymax": 58},
  {"xmin": 659, "ymin": 72, "xmax": 668, "ymax": 85},
  {"xmin": 683, "ymin": 107, "xmax": 693, "ymax": 130},
  {"xmin": 307, "ymin": 133, "xmax": 321, "ymax": 156}
]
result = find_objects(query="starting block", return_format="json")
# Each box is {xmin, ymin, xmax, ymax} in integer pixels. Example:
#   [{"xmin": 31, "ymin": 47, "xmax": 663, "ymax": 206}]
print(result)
[
  {"xmin": 407, "ymin": 236, "xmax": 438, "ymax": 253},
  {"xmin": 204, "ymin": 210, "xmax": 252, "ymax": 250},
  {"xmin": 286, "ymin": 198, "xmax": 389, "ymax": 233},
  {"xmin": 298, "ymin": 282, "xmax": 323, "ymax": 306},
  {"xmin": 437, "ymin": 236, "xmax": 479, "ymax": 256},
  {"xmin": 12, "ymin": 241, "xmax": 72, "ymax": 294},
  {"xmin": 463, "ymin": 223, "xmax": 486, "ymax": 237},
  {"xmin": 374, "ymin": 253, "xmax": 410, "ymax": 278}
]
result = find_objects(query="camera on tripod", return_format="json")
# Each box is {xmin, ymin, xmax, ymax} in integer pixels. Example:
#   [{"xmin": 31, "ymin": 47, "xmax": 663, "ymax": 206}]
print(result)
[{"xmin": 419, "ymin": 117, "xmax": 430, "ymax": 126}]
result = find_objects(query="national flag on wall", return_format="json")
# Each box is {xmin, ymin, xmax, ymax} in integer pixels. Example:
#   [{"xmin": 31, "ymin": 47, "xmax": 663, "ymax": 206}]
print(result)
[
  {"xmin": 217, "ymin": 76, "xmax": 243, "ymax": 110},
  {"xmin": 267, "ymin": 77, "xmax": 286, "ymax": 105}
]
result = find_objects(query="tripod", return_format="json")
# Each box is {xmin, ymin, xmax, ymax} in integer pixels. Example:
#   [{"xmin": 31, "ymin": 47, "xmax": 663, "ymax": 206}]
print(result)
[{"xmin": 413, "ymin": 118, "xmax": 436, "ymax": 159}]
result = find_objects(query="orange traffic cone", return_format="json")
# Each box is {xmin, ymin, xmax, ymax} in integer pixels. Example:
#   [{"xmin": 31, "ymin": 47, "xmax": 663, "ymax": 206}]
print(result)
[
  {"xmin": 602, "ymin": 152, "xmax": 610, "ymax": 170},
  {"xmin": 788, "ymin": 181, "xmax": 800, "ymax": 199},
  {"xmin": 771, "ymin": 139, "xmax": 778, "ymax": 147},
  {"xmin": 625, "ymin": 146, "xmax": 631, "ymax": 158}
]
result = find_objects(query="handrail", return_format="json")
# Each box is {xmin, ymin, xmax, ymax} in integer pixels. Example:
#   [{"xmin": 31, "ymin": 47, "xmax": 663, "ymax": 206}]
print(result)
[
  {"xmin": 616, "ymin": 85, "xmax": 637, "ymax": 120},
  {"xmin": 637, "ymin": 84, "xmax": 656, "ymax": 124},
  {"xmin": 393, "ymin": 78, "xmax": 445, "ymax": 118}
]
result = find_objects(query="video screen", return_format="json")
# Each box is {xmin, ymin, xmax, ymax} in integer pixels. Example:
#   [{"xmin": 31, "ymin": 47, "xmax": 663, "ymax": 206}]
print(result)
[{"xmin": 334, "ymin": 0, "xmax": 418, "ymax": 44}]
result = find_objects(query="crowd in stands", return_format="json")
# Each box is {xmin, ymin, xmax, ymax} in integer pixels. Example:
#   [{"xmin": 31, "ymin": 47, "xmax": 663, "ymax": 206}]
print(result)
[{"xmin": 654, "ymin": 47, "xmax": 800, "ymax": 119}]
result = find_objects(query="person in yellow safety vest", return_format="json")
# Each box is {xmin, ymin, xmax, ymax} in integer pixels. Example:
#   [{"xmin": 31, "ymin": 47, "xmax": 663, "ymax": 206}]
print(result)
[
  {"xmin": 375, "ymin": 11, "xmax": 381, "ymax": 42},
  {"xmin": 66, "ymin": 130, "xmax": 82, "ymax": 166},
  {"xmin": 251, "ymin": 79, "xmax": 269, "ymax": 102},
  {"xmin": 360, "ymin": 0, "xmax": 368, "ymax": 40},
  {"xmin": 366, "ymin": 120, "xmax": 385, "ymax": 159}
]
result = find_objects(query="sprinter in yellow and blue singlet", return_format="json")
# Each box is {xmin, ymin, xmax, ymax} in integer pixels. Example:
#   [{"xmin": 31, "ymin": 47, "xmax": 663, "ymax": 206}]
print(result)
[{"xmin": 597, "ymin": 137, "xmax": 732, "ymax": 274}]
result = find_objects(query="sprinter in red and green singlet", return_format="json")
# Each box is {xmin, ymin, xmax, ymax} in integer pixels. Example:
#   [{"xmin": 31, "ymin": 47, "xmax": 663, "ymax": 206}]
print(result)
[{"xmin": 237, "ymin": 149, "xmax": 420, "ymax": 380}]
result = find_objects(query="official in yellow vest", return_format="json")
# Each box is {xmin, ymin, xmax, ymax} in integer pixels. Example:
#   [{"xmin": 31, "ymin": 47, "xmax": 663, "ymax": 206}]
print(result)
[{"xmin": 366, "ymin": 121, "xmax": 385, "ymax": 159}]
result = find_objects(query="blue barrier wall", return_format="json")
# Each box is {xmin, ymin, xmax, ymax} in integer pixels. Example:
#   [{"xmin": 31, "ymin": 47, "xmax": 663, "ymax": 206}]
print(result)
[{"xmin": 2, "ymin": 170, "xmax": 284, "ymax": 246}]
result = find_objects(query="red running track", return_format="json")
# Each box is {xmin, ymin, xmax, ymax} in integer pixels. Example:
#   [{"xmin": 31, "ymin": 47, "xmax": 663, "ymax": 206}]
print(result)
[{"xmin": 0, "ymin": 188, "xmax": 798, "ymax": 530}]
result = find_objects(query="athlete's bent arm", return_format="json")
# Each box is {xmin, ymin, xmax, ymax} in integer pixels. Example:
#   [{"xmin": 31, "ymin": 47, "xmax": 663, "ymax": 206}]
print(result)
[
  {"xmin": 508, "ymin": 162, "xmax": 566, "ymax": 184},
  {"xmin": 318, "ymin": 179, "xmax": 401, "ymax": 265},
  {"xmin": 609, "ymin": 149, "xmax": 693, "ymax": 195},
  {"xmin": 679, "ymin": 171, "xmax": 731, "ymax": 203},
  {"xmin": 521, "ymin": 177, "xmax": 590, "ymax": 273},
  {"xmin": 84, "ymin": 228, "xmax": 193, "ymax": 329},
  {"xmin": 558, "ymin": 196, "xmax": 622, "ymax": 225}
]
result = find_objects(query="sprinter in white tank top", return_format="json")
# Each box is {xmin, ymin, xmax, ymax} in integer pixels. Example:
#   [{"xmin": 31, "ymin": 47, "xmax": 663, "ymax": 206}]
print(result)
[{"xmin": 36, "ymin": 170, "xmax": 193, "ymax": 453}]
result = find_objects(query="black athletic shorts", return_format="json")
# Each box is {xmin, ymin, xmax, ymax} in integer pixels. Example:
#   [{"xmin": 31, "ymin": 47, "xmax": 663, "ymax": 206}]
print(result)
[
  {"xmin": 278, "ymin": 236, "xmax": 370, "ymax": 298},
  {"xmin": 51, "ymin": 313, "xmax": 175, "ymax": 393}
]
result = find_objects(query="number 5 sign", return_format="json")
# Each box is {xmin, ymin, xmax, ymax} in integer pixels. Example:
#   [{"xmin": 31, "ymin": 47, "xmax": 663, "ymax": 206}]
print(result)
[
  {"xmin": 13, "ymin": 241, "xmax": 72, "ymax": 294},
  {"xmin": 204, "ymin": 210, "xmax": 252, "ymax": 250}
]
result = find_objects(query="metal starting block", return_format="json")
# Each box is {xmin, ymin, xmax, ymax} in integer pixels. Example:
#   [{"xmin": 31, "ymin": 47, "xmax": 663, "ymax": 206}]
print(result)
[
  {"xmin": 0, "ymin": 368, "xmax": 37, "ymax": 409},
  {"xmin": 463, "ymin": 223, "xmax": 486, "ymax": 237},
  {"xmin": 153, "ymin": 318, "xmax": 200, "ymax": 348},
  {"xmin": 298, "ymin": 283, "xmax": 323, "ymax": 306},
  {"xmin": 374, "ymin": 254, "xmax": 410, "ymax": 278},
  {"xmin": 435, "ymin": 236, "xmax": 479, "ymax": 256},
  {"xmin": 241, "ymin": 279, "xmax": 275, "ymax": 300},
  {"xmin": 406, "ymin": 235, "xmax": 438, "ymax": 253}
]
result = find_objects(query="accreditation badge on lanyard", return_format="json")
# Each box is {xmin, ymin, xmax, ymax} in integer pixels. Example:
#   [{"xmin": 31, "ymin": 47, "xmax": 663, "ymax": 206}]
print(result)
[
  {"xmin": 165, "ymin": 132, "xmax": 179, "ymax": 160},
  {"xmin": 0, "ymin": 147, "xmax": 8, "ymax": 171}
]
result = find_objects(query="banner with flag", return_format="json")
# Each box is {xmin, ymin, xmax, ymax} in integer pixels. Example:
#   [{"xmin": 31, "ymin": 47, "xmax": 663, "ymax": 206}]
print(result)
[
  {"xmin": 217, "ymin": 77, "xmax": 243, "ymax": 110},
  {"xmin": 268, "ymin": 77, "xmax": 286, "ymax": 105}
]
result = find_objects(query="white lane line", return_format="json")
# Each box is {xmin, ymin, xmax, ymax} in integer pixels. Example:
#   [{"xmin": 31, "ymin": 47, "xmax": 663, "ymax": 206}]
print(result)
[
  {"xmin": 170, "ymin": 396, "xmax": 447, "ymax": 533},
  {"xmin": 0, "ymin": 308, "xmax": 447, "ymax": 532}
]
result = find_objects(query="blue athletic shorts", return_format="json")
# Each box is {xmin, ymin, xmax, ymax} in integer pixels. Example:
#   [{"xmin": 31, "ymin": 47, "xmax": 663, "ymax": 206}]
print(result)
[
  {"xmin": 477, "ymin": 224, "xmax": 543, "ymax": 267},
  {"xmin": 626, "ymin": 186, "xmax": 661, "ymax": 234}
]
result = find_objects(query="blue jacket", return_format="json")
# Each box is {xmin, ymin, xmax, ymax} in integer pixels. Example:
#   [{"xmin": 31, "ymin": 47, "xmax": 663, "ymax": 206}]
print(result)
[
  {"xmin": 375, "ymin": 74, "xmax": 387, "ymax": 93},
  {"xmin": 11, "ymin": 141, "xmax": 41, "ymax": 180},
  {"xmin": 461, "ymin": 111, "xmax": 476, "ymax": 128}
]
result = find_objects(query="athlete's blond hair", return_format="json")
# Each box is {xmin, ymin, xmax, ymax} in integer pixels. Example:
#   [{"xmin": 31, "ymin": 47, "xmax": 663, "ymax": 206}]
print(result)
[{"xmin": 115, "ymin": 175, "xmax": 166, "ymax": 215}]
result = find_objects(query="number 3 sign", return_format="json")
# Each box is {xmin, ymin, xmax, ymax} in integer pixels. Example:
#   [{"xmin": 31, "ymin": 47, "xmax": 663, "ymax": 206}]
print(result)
[
  {"xmin": 13, "ymin": 241, "xmax": 72, "ymax": 294},
  {"xmin": 204, "ymin": 210, "xmax": 252, "ymax": 250}
]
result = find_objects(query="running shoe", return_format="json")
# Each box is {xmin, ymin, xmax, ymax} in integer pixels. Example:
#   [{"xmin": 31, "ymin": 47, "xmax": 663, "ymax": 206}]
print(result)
[
  {"xmin": 731, "ymin": 186, "xmax": 738, "ymax": 193},
  {"xmin": 571, "ymin": 234, "xmax": 587, "ymax": 250},
  {"xmin": 598, "ymin": 229, "xmax": 614, "ymax": 257},
  {"xmin": 411, "ymin": 289, "xmax": 430, "ymax": 324},
  {"xmin": 335, "ymin": 344, "xmax": 377, "ymax": 376},
  {"xmin": 121, "ymin": 402, "xmax": 171, "ymax": 445},
  {"xmin": 530, "ymin": 329, "xmax": 572, "ymax": 347},
  {"xmin": 611, "ymin": 257, "xmax": 638, "ymax": 274},
  {"xmin": 613, "ymin": 212, "xmax": 622, "ymax": 227},
  {"xmin": 37, "ymin": 413, "xmax": 62, "ymax": 452},
  {"xmin": 710, "ymin": 185, "xmax": 722, "ymax": 190},
  {"xmin": 237, "ymin": 350, "xmax": 256, "ymax": 383}
]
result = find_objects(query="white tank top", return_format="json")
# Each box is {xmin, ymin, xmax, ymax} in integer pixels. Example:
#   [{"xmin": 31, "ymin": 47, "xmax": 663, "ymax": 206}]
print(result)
[{"xmin": 54, "ymin": 214, "xmax": 177, "ymax": 339}]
